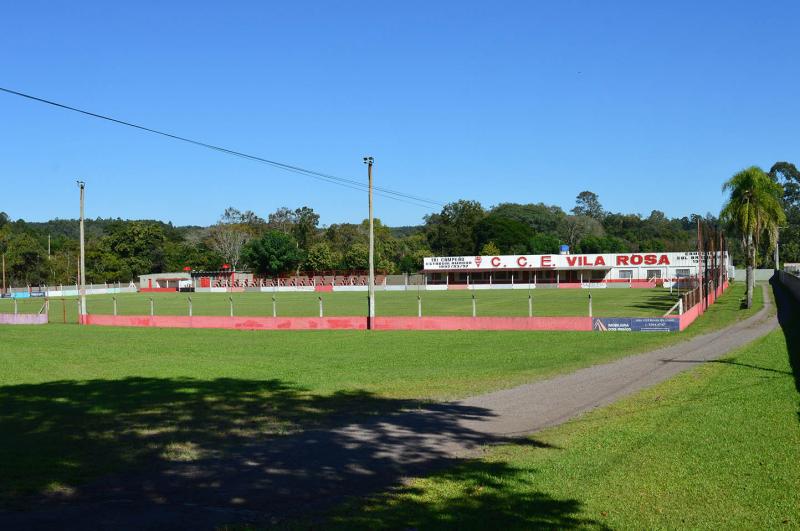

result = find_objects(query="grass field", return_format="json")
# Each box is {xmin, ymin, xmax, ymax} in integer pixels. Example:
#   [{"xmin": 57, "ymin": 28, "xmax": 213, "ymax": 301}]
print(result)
[
  {"xmin": 0, "ymin": 282, "xmax": 759, "ymax": 507},
  {"xmin": 1, "ymin": 286, "xmax": 681, "ymax": 322},
  {"xmin": 328, "ymin": 285, "xmax": 797, "ymax": 530}
]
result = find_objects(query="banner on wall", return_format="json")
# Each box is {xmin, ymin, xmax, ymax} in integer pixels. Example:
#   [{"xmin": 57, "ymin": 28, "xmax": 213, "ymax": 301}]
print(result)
[{"xmin": 593, "ymin": 317, "xmax": 679, "ymax": 332}]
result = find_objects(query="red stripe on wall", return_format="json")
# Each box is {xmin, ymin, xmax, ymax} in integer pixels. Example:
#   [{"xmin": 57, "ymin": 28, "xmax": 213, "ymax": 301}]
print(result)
[
  {"xmin": 81, "ymin": 314, "xmax": 593, "ymax": 331},
  {"xmin": 373, "ymin": 316, "xmax": 592, "ymax": 331}
]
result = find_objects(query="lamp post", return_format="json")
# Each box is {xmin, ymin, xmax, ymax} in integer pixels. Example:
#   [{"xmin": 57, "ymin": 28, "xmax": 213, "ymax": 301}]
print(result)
[
  {"xmin": 77, "ymin": 181, "xmax": 86, "ymax": 320},
  {"xmin": 363, "ymin": 156, "xmax": 375, "ymax": 329},
  {"xmin": 775, "ymin": 226, "xmax": 787, "ymax": 271}
]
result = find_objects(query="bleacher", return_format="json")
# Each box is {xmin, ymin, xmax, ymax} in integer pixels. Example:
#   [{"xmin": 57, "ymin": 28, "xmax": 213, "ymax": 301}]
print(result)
[{"xmin": 243, "ymin": 274, "xmax": 383, "ymax": 287}]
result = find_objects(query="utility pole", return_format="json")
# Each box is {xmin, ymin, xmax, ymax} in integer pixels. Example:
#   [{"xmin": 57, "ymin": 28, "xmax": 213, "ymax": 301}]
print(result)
[
  {"xmin": 363, "ymin": 156, "xmax": 375, "ymax": 329},
  {"xmin": 48, "ymin": 234, "xmax": 51, "ymax": 259},
  {"xmin": 1, "ymin": 253, "xmax": 5, "ymax": 296},
  {"xmin": 77, "ymin": 181, "xmax": 87, "ymax": 320}
]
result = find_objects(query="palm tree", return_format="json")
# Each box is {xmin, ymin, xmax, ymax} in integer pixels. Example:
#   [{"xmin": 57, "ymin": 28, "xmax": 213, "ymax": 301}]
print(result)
[{"xmin": 720, "ymin": 166, "xmax": 786, "ymax": 308}]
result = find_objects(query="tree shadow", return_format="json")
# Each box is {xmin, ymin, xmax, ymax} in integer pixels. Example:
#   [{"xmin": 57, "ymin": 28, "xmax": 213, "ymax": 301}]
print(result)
[
  {"xmin": 624, "ymin": 291, "xmax": 679, "ymax": 313},
  {"xmin": 326, "ymin": 460, "xmax": 608, "ymax": 530},
  {"xmin": 658, "ymin": 358, "xmax": 793, "ymax": 376},
  {"xmin": 0, "ymin": 377, "xmax": 592, "ymax": 530},
  {"xmin": 770, "ymin": 276, "xmax": 800, "ymax": 422}
]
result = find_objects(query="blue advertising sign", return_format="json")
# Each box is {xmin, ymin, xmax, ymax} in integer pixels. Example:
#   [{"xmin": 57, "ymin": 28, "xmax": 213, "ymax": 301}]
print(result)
[{"xmin": 593, "ymin": 317, "xmax": 679, "ymax": 332}]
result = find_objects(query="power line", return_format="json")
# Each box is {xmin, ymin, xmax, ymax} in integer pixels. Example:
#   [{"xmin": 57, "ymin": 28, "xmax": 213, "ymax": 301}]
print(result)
[{"xmin": 0, "ymin": 86, "xmax": 445, "ymax": 209}]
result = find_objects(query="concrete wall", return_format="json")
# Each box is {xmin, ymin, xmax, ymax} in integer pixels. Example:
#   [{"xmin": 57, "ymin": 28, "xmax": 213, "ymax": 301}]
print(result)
[
  {"xmin": 0, "ymin": 313, "xmax": 48, "ymax": 325},
  {"xmin": 734, "ymin": 268, "xmax": 774, "ymax": 281}
]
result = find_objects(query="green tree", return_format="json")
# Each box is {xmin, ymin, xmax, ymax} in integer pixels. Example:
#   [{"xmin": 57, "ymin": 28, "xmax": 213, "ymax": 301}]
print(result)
[
  {"xmin": 305, "ymin": 242, "xmax": 340, "ymax": 271},
  {"xmin": 720, "ymin": 166, "xmax": 786, "ymax": 308},
  {"xmin": 473, "ymin": 214, "xmax": 533, "ymax": 254},
  {"xmin": 480, "ymin": 242, "xmax": 501, "ymax": 255},
  {"xmin": 424, "ymin": 200, "xmax": 486, "ymax": 255},
  {"xmin": 342, "ymin": 243, "xmax": 369, "ymax": 270},
  {"xmin": 528, "ymin": 233, "xmax": 561, "ymax": 254},
  {"xmin": 292, "ymin": 206, "xmax": 320, "ymax": 250},
  {"xmin": 243, "ymin": 230, "xmax": 304, "ymax": 277},
  {"xmin": 87, "ymin": 222, "xmax": 169, "ymax": 282},
  {"xmin": 770, "ymin": 161, "xmax": 800, "ymax": 264},
  {"xmin": 572, "ymin": 191, "xmax": 604, "ymax": 219},
  {"xmin": 491, "ymin": 203, "xmax": 566, "ymax": 234}
]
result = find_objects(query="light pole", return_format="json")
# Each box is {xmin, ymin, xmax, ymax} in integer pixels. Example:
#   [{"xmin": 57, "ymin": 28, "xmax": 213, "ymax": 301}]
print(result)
[
  {"xmin": 77, "ymin": 181, "xmax": 87, "ymax": 320},
  {"xmin": 775, "ymin": 226, "xmax": 787, "ymax": 271},
  {"xmin": 363, "ymin": 156, "xmax": 375, "ymax": 329}
]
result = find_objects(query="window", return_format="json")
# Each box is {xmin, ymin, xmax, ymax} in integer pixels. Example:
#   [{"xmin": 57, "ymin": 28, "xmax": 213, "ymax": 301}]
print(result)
[
  {"xmin": 675, "ymin": 268, "xmax": 691, "ymax": 278},
  {"xmin": 646, "ymin": 269, "xmax": 662, "ymax": 280},
  {"xmin": 619, "ymin": 269, "xmax": 633, "ymax": 280}
]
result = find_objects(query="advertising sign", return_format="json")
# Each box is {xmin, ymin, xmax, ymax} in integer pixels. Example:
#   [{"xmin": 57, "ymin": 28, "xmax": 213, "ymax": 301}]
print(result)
[
  {"xmin": 423, "ymin": 252, "xmax": 728, "ymax": 271},
  {"xmin": 592, "ymin": 317, "xmax": 679, "ymax": 332}
]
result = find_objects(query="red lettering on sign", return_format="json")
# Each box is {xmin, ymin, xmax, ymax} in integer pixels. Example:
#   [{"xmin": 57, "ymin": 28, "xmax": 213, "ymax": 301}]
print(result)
[
  {"xmin": 617, "ymin": 256, "xmax": 629, "ymax": 265},
  {"xmin": 491, "ymin": 256, "xmax": 501, "ymax": 267},
  {"xmin": 541, "ymin": 256, "xmax": 552, "ymax": 267},
  {"xmin": 644, "ymin": 254, "xmax": 657, "ymax": 265},
  {"xmin": 517, "ymin": 256, "xmax": 527, "ymax": 267},
  {"xmin": 566, "ymin": 256, "xmax": 578, "ymax": 267},
  {"xmin": 630, "ymin": 255, "xmax": 643, "ymax": 265},
  {"xmin": 595, "ymin": 256, "xmax": 605, "ymax": 266},
  {"xmin": 658, "ymin": 255, "xmax": 670, "ymax": 265}
]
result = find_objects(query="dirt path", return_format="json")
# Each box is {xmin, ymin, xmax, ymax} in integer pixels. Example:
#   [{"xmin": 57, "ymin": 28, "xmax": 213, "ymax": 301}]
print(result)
[{"xmin": 0, "ymin": 286, "xmax": 776, "ymax": 530}]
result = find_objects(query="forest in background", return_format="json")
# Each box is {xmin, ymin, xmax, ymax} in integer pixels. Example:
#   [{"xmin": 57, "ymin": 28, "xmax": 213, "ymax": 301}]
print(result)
[{"xmin": 1, "ymin": 161, "xmax": 797, "ymax": 286}]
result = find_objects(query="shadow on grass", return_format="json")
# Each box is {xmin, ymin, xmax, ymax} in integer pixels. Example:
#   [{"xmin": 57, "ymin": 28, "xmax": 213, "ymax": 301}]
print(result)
[
  {"xmin": 327, "ymin": 460, "xmax": 608, "ymax": 530},
  {"xmin": 624, "ymin": 291, "xmax": 680, "ymax": 313},
  {"xmin": 656, "ymin": 358, "xmax": 793, "ymax": 376},
  {"xmin": 771, "ymin": 276, "xmax": 800, "ymax": 425},
  {"xmin": 0, "ymin": 377, "xmax": 593, "ymax": 529}
]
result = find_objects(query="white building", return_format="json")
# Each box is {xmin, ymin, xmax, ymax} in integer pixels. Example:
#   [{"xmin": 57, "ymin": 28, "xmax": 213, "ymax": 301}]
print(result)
[{"xmin": 423, "ymin": 251, "xmax": 731, "ymax": 287}]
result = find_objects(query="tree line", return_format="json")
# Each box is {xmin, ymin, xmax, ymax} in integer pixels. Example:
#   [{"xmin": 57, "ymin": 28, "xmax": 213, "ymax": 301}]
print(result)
[{"xmin": 0, "ymin": 161, "xmax": 797, "ymax": 287}]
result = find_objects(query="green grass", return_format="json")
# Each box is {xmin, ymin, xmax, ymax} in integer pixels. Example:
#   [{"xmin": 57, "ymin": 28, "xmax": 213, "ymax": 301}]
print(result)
[
  {"xmin": 0, "ymin": 282, "xmax": 759, "ymax": 506},
  {"xmin": 328, "ymin": 286, "xmax": 797, "ymax": 530},
  {"xmin": 2, "ymin": 286, "xmax": 683, "ymax": 322}
]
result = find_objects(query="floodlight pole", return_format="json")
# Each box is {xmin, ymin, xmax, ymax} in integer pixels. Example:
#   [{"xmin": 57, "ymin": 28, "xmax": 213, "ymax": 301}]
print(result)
[
  {"xmin": 364, "ymin": 156, "xmax": 375, "ymax": 329},
  {"xmin": 77, "ymin": 181, "xmax": 87, "ymax": 320}
]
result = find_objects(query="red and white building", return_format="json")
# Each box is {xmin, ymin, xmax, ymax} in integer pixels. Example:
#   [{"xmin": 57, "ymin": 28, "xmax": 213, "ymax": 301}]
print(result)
[{"xmin": 423, "ymin": 251, "xmax": 731, "ymax": 288}]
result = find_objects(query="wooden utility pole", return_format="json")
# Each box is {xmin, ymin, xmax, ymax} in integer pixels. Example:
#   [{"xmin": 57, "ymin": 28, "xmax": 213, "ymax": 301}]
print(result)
[
  {"xmin": 363, "ymin": 156, "xmax": 375, "ymax": 329},
  {"xmin": 78, "ymin": 181, "xmax": 87, "ymax": 319},
  {"xmin": 1, "ymin": 253, "xmax": 5, "ymax": 296}
]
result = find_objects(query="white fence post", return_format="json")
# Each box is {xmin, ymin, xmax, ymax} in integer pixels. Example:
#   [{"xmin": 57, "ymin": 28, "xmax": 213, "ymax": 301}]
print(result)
[{"xmin": 472, "ymin": 294, "xmax": 476, "ymax": 318}]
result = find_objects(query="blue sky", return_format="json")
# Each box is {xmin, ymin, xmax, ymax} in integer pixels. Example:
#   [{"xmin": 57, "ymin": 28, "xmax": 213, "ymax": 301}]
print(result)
[{"xmin": 1, "ymin": 1, "xmax": 798, "ymax": 227}]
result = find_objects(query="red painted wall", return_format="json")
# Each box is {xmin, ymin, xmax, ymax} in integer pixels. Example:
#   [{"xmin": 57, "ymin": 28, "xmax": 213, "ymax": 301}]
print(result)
[
  {"xmin": 81, "ymin": 314, "xmax": 592, "ymax": 331},
  {"xmin": 373, "ymin": 316, "xmax": 592, "ymax": 331},
  {"xmin": 82, "ymin": 314, "xmax": 367, "ymax": 330},
  {"xmin": 139, "ymin": 288, "xmax": 177, "ymax": 293}
]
